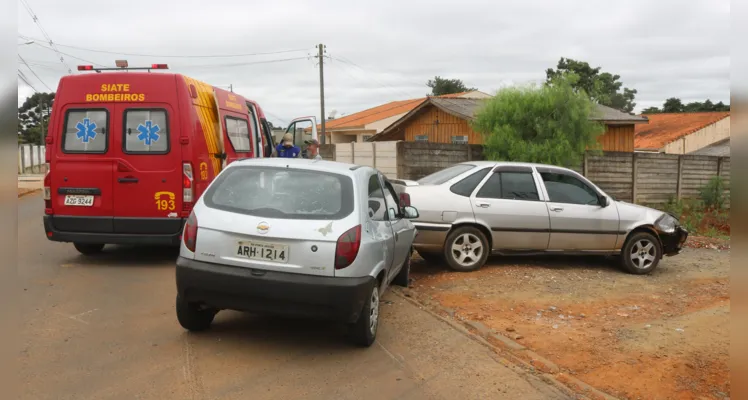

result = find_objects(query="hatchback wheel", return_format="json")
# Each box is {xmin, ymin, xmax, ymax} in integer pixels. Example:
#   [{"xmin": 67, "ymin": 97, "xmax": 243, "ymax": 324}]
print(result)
[
  {"xmin": 176, "ymin": 295, "xmax": 217, "ymax": 332},
  {"xmin": 350, "ymin": 281, "xmax": 380, "ymax": 347},
  {"xmin": 621, "ymin": 232, "xmax": 662, "ymax": 275},
  {"xmin": 444, "ymin": 227, "xmax": 489, "ymax": 272},
  {"xmin": 73, "ymin": 243, "xmax": 105, "ymax": 255}
]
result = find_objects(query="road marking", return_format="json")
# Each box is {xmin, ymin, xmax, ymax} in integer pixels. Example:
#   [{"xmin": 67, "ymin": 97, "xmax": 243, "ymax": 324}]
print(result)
[
  {"xmin": 182, "ymin": 337, "xmax": 206, "ymax": 399},
  {"xmin": 54, "ymin": 308, "xmax": 98, "ymax": 325}
]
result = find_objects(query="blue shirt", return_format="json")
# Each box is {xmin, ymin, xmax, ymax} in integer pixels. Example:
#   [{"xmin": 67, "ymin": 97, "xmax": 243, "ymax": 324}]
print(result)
[{"xmin": 276, "ymin": 144, "xmax": 301, "ymax": 158}]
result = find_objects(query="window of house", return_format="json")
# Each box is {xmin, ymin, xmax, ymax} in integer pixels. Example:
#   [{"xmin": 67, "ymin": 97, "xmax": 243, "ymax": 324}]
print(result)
[
  {"xmin": 225, "ymin": 117, "xmax": 251, "ymax": 152},
  {"xmin": 362, "ymin": 135, "xmax": 373, "ymax": 142},
  {"xmin": 476, "ymin": 172, "xmax": 539, "ymax": 201},
  {"xmin": 414, "ymin": 135, "xmax": 428, "ymax": 142},
  {"xmin": 452, "ymin": 135, "xmax": 468, "ymax": 145},
  {"xmin": 450, "ymin": 167, "xmax": 491, "ymax": 197},
  {"xmin": 62, "ymin": 109, "xmax": 108, "ymax": 153},
  {"xmin": 540, "ymin": 172, "xmax": 599, "ymax": 205},
  {"xmin": 123, "ymin": 109, "xmax": 169, "ymax": 154}
]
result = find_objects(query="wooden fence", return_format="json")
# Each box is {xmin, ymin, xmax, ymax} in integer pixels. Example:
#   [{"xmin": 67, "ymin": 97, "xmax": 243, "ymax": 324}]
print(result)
[{"xmin": 320, "ymin": 142, "xmax": 730, "ymax": 206}]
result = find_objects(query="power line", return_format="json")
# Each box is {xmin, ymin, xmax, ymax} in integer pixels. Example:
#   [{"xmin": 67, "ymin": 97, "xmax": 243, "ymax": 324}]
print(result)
[
  {"xmin": 19, "ymin": 1, "xmax": 73, "ymax": 73},
  {"xmin": 180, "ymin": 56, "xmax": 309, "ymax": 69},
  {"xmin": 18, "ymin": 55, "xmax": 53, "ymax": 91},
  {"xmin": 17, "ymin": 71, "xmax": 38, "ymax": 92},
  {"xmin": 19, "ymin": 34, "xmax": 308, "ymax": 59},
  {"xmin": 30, "ymin": 42, "xmax": 108, "ymax": 67}
]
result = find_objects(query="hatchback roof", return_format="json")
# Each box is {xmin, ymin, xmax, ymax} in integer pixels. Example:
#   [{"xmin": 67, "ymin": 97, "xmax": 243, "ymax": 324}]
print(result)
[{"xmin": 233, "ymin": 157, "xmax": 364, "ymax": 175}]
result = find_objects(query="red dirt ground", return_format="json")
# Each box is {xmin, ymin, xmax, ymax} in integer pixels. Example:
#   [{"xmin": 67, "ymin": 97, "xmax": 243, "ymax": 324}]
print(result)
[{"xmin": 409, "ymin": 248, "xmax": 730, "ymax": 400}]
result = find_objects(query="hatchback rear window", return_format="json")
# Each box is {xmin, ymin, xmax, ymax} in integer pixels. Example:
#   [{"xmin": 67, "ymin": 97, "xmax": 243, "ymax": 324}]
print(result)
[
  {"xmin": 204, "ymin": 166, "xmax": 354, "ymax": 220},
  {"xmin": 62, "ymin": 109, "xmax": 108, "ymax": 153}
]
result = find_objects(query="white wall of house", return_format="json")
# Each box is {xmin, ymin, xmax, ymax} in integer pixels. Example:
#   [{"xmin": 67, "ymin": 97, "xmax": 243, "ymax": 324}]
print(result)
[
  {"xmin": 366, "ymin": 112, "xmax": 409, "ymax": 132},
  {"xmin": 662, "ymin": 116, "xmax": 730, "ymax": 154}
]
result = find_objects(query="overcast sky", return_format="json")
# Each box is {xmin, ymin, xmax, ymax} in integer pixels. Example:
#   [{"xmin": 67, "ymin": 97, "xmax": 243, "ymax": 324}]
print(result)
[{"xmin": 18, "ymin": 0, "xmax": 730, "ymax": 127}]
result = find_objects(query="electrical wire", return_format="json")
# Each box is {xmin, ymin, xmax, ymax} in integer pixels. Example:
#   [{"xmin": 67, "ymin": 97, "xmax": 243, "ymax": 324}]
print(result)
[
  {"xmin": 30, "ymin": 42, "xmax": 108, "ymax": 67},
  {"xmin": 19, "ymin": 34, "xmax": 308, "ymax": 59},
  {"xmin": 19, "ymin": 1, "xmax": 73, "ymax": 73},
  {"xmin": 17, "ymin": 71, "xmax": 38, "ymax": 92},
  {"xmin": 179, "ymin": 56, "xmax": 309, "ymax": 70},
  {"xmin": 18, "ymin": 55, "xmax": 53, "ymax": 91}
]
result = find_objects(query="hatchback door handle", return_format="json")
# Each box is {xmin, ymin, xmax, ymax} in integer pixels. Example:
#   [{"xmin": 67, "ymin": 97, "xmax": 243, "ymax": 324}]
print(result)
[
  {"xmin": 475, "ymin": 202, "xmax": 490, "ymax": 208},
  {"xmin": 549, "ymin": 206, "xmax": 564, "ymax": 212},
  {"xmin": 118, "ymin": 177, "xmax": 139, "ymax": 183}
]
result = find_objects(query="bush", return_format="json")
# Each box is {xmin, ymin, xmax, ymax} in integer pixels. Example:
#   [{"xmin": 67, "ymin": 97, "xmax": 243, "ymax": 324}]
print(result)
[{"xmin": 699, "ymin": 176, "xmax": 726, "ymax": 210}]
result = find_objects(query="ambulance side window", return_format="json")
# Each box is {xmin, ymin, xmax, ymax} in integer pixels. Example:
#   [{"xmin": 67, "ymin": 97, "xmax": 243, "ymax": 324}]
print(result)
[
  {"xmin": 225, "ymin": 117, "xmax": 251, "ymax": 153},
  {"xmin": 62, "ymin": 109, "xmax": 108, "ymax": 153},
  {"xmin": 123, "ymin": 109, "xmax": 169, "ymax": 154}
]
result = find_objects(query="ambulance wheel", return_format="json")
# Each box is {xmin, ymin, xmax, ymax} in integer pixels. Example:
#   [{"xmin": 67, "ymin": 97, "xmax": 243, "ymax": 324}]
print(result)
[{"xmin": 73, "ymin": 243, "xmax": 105, "ymax": 255}]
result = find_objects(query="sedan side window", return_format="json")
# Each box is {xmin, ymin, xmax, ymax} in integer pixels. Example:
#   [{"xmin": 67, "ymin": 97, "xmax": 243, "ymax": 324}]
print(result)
[
  {"xmin": 540, "ymin": 172, "xmax": 599, "ymax": 205},
  {"xmin": 476, "ymin": 171, "xmax": 539, "ymax": 201},
  {"xmin": 450, "ymin": 167, "xmax": 491, "ymax": 197},
  {"xmin": 367, "ymin": 175, "xmax": 387, "ymax": 221}
]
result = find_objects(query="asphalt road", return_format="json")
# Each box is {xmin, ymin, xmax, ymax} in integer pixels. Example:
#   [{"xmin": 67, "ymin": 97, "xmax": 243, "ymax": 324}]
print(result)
[{"xmin": 18, "ymin": 193, "xmax": 568, "ymax": 400}]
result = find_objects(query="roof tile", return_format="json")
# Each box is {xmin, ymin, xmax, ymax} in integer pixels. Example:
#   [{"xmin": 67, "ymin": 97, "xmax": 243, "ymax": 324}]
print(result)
[{"xmin": 634, "ymin": 112, "xmax": 730, "ymax": 149}]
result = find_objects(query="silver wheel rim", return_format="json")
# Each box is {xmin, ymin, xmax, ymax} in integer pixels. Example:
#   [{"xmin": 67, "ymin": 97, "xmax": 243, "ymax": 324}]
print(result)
[
  {"xmin": 450, "ymin": 233, "xmax": 483, "ymax": 267},
  {"xmin": 630, "ymin": 239, "xmax": 656, "ymax": 269},
  {"xmin": 369, "ymin": 286, "xmax": 379, "ymax": 335}
]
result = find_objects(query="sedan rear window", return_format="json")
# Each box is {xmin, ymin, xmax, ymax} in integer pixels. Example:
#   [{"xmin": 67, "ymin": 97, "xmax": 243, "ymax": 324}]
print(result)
[
  {"xmin": 417, "ymin": 164, "xmax": 476, "ymax": 185},
  {"xmin": 204, "ymin": 166, "xmax": 354, "ymax": 220}
]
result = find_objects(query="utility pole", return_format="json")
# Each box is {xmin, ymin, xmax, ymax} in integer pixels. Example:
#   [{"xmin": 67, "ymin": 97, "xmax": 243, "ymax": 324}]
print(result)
[
  {"xmin": 39, "ymin": 102, "xmax": 46, "ymax": 143},
  {"xmin": 229, "ymin": 84, "xmax": 233, "ymax": 93},
  {"xmin": 316, "ymin": 43, "xmax": 326, "ymax": 144}
]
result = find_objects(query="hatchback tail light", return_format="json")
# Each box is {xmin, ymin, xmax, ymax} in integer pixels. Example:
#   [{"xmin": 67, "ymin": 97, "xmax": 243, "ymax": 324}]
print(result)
[
  {"xmin": 182, "ymin": 162, "xmax": 194, "ymax": 211},
  {"xmin": 335, "ymin": 225, "xmax": 361, "ymax": 270},
  {"xmin": 399, "ymin": 192, "xmax": 411, "ymax": 207},
  {"xmin": 183, "ymin": 211, "xmax": 198, "ymax": 252}
]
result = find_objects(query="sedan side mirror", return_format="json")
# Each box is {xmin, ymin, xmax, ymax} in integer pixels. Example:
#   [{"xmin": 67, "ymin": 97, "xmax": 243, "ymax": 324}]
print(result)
[
  {"xmin": 403, "ymin": 206, "xmax": 419, "ymax": 219},
  {"xmin": 599, "ymin": 196, "xmax": 610, "ymax": 207}
]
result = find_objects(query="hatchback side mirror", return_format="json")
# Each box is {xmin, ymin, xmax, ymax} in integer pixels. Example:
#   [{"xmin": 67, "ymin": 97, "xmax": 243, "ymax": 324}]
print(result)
[{"xmin": 403, "ymin": 206, "xmax": 419, "ymax": 219}]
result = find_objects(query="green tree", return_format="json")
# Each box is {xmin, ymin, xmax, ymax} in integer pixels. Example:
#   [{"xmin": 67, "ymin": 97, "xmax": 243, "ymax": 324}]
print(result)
[
  {"xmin": 473, "ymin": 74, "xmax": 605, "ymax": 167},
  {"xmin": 641, "ymin": 106, "xmax": 661, "ymax": 114},
  {"xmin": 545, "ymin": 58, "xmax": 637, "ymax": 113},
  {"xmin": 662, "ymin": 97, "xmax": 684, "ymax": 113},
  {"xmin": 426, "ymin": 76, "xmax": 476, "ymax": 96},
  {"xmin": 18, "ymin": 92, "xmax": 55, "ymax": 145}
]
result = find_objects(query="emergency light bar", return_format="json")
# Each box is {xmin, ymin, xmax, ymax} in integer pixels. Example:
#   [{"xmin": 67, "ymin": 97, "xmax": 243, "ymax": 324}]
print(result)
[{"xmin": 76, "ymin": 64, "xmax": 169, "ymax": 73}]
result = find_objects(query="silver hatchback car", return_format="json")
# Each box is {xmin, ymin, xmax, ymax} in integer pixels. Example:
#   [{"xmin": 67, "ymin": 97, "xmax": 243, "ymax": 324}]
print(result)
[
  {"xmin": 175, "ymin": 158, "xmax": 419, "ymax": 346},
  {"xmin": 393, "ymin": 161, "xmax": 687, "ymax": 274}
]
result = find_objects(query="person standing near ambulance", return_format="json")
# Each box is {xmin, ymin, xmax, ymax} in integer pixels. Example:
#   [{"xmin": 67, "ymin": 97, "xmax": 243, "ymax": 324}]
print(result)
[
  {"xmin": 302, "ymin": 138, "xmax": 322, "ymax": 160},
  {"xmin": 275, "ymin": 133, "xmax": 301, "ymax": 158}
]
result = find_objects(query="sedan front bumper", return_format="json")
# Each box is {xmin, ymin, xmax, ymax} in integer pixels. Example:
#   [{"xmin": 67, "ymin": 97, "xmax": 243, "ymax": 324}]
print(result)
[{"xmin": 660, "ymin": 226, "xmax": 689, "ymax": 256}]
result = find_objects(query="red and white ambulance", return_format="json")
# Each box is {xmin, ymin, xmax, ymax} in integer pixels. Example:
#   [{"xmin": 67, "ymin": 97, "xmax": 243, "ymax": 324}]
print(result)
[{"xmin": 43, "ymin": 64, "xmax": 317, "ymax": 254}]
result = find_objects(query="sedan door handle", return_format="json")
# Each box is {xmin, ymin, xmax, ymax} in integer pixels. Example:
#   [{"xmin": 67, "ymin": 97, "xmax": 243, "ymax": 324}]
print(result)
[
  {"xmin": 118, "ymin": 177, "xmax": 139, "ymax": 184},
  {"xmin": 549, "ymin": 206, "xmax": 564, "ymax": 212},
  {"xmin": 475, "ymin": 202, "xmax": 490, "ymax": 208}
]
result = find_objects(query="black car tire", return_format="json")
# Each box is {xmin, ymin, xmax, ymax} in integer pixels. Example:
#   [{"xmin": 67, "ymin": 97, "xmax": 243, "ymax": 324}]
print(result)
[
  {"xmin": 621, "ymin": 232, "xmax": 662, "ymax": 275},
  {"xmin": 176, "ymin": 295, "xmax": 216, "ymax": 332},
  {"xmin": 393, "ymin": 251, "xmax": 411, "ymax": 287},
  {"xmin": 350, "ymin": 281, "xmax": 380, "ymax": 347},
  {"xmin": 73, "ymin": 243, "xmax": 105, "ymax": 255},
  {"xmin": 416, "ymin": 250, "xmax": 444, "ymax": 265},
  {"xmin": 444, "ymin": 226, "xmax": 489, "ymax": 272}
]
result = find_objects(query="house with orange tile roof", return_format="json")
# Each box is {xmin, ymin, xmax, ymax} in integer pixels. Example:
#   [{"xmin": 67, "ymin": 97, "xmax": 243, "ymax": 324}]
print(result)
[
  {"xmin": 318, "ymin": 91, "xmax": 491, "ymax": 144},
  {"xmin": 634, "ymin": 112, "xmax": 730, "ymax": 155}
]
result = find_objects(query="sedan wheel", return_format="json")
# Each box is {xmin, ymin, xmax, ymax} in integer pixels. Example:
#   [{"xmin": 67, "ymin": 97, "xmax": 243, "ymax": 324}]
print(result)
[
  {"xmin": 444, "ymin": 227, "xmax": 489, "ymax": 272},
  {"xmin": 621, "ymin": 232, "xmax": 662, "ymax": 275}
]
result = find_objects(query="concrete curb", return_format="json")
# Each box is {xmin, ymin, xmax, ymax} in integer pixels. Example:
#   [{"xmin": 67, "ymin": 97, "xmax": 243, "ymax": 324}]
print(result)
[
  {"xmin": 393, "ymin": 287, "xmax": 619, "ymax": 400},
  {"xmin": 18, "ymin": 188, "xmax": 41, "ymax": 198}
]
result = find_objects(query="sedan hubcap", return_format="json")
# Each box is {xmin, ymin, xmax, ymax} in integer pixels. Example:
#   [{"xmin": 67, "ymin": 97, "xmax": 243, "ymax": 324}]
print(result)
[
  {"xmin": 630, "ymin": 239, "xmax": 656, "ymax": 269},
  {"xmin": 451, "ymin": 233, "xmax": 483, "ymax": 267}
]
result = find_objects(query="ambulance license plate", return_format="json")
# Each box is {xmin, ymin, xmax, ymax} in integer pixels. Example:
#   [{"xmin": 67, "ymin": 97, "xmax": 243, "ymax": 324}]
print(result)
[
  {"xmin": 236, "ymin": 241, "xmax": 289, "ymax": 263},
  {"xmin": 64, "ymin": 195, "xmax": 94, "ymax": 207}
]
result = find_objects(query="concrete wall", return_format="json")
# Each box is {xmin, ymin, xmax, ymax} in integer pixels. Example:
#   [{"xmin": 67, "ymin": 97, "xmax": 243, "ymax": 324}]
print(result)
[
  {"xmin": 18, "ymin": 144, "xmax": 46, "ymax": 174},
  {"xmin": 663, "ymin": 116, "xmax": 730, "ymax": 155},
  {"xmin": 322, "ymin": 141, "xmax": 730, "ymax": 206}
]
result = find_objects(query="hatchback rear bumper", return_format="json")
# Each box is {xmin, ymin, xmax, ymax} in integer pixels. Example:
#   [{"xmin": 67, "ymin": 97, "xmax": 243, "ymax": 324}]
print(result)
[
  {"xmin": 43, "ymin": 215, "xmax": 183, "ymax": 246},
  {"xmin": 176, "ymin": 256, "xmax": 376, "ymax": 324}
]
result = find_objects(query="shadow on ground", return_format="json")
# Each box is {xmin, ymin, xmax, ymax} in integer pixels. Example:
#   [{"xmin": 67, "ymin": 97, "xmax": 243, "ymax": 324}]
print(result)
[{"xmin": 66, "ymin": 244, "xmax": 180, "ymax": 267}]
